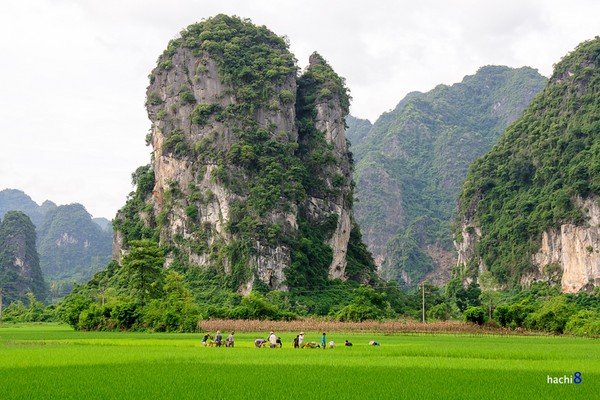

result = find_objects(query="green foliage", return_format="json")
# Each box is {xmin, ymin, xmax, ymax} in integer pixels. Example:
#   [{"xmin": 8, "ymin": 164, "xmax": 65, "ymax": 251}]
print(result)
[
  {"xmin": 162, "ymin": 130, "xmax": 188, "ymax": 157},
  {"xmin": 56, "ymin": 291, "xmax": 94, "ymax": 329},
  {"xmin": 121, "ymin": 240, "xmax": 166, "ymax": 306},
  {"xmin": 427, "ymin": 302, "xmax": 453, "ymax": 321},
  {"xmin": 565, "ymin": 310, "xmax": 600, "ymax": 336},
  {"xmin": 191, "ymin": 103, "xmax": 221, "ymax": 125},
  {"xmin": 463, "ymin": 305, "xmax": 487, "ymax": 325},
  {"xmin": 179, "ymin": 88, "xmax": 196, "ymax": 105},
  {"xmin": 146, "ymin": 92, "xmax": 163, "ymax": 105},
  {"xmin": 160, "ymin": 14, "xmax": 296, "ymax": 108},
  {"xmin": 345, "ymin": 223, "xmax": 378, "ymax": 282},
  {"xmin": 447, "ymin": 280, "xmax": 482, "ymax": 312},
  {"xmin": 131, "ymin": 165, "xmax": 155, "ymax": 196},
  {"xmin": 113, "ymin": 165, "xmax": 159, "ymax": 246},
  {"xmin": 458, "ymin": 37, "xmax": 600, "ymax": 284},
  {"xmin": 1, "ymin": 292, "xmax": 55, "ymax": 322},
  {"xmin": 523, "ymin": 296, "xmax": 576, "ymax": 334},
  {"xmin": 334, "ymin": 285, "xmax": 394, "ymax": 322},
  {"xmin": 285, "ymin": 216, "xmax": 333, "ymax": 289}
]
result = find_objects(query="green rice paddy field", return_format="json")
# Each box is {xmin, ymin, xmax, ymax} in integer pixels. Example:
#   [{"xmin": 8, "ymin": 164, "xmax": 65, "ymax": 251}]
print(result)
[{"xmin": 0, "ymin": 324, "xmax": 598, "ymax": 399}]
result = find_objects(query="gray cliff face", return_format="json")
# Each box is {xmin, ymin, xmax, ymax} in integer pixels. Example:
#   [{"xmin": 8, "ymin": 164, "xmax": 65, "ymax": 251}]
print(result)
[
  {"xmin": 456, "ymin": 197, "xmax": 600, "ymax": 293},
  {"xmin": 143, "ymin": 48, "xmax": 297, "ymax": 292},
  {"xmin": 306, "ymin": 53, "xmax": 354, "ymax": 280},
  {"xmin": 529, "ymin": 197, "xmax": 600, "ymax": 292}
]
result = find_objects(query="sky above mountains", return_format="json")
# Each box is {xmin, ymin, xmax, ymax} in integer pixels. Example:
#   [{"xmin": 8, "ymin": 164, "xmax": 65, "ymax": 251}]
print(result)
[{"xmin": 1, "ymin": 0, "xmax": 598, "ymax": 219}]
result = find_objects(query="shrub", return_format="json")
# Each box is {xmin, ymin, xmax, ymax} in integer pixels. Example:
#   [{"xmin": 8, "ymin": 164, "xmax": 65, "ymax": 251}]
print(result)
[
  {"xmin": 179, "ymin": 89, "xmax": 196, "ymax": 105},
  {"xmin": 428, "ymin": 303, "xmax": 452, "ymax": 321},
  {"xmin": 147, "ymin": 92, "xmax": 163, "ymax": 106},
  {"xmin": 78, "ymin": 304, "xmax": 105, "ymax": 331},
  {"xmin": 524, "ymin": 296, "xmax": 576, "ymax": 334},
  {"xmin": 464, "ymin": 306, "xmax": 487, "ymax": 325},
  {"xmin": 493, "ymin": 304, "xmax": 511, "ymax": 327},
  {"xmin": 191, "ymin": 103, "xmax": 221, "ymax": 125},
  {"xmin": 111, "ymin": 302, "xmax": 139, "ymax": 329},
  {"xmin": 279, "ymin": 90, "xmax": 294, "ymax": 103}
]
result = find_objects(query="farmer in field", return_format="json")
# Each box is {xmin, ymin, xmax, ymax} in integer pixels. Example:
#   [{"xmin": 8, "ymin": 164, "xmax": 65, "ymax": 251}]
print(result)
[
  {"xmin": 303, "ymin": 341, "xmax": 320, "ymax": 349},
  {"xmin": 255, "ymin": 338, "xmax": 267, "ymax": 348},
  {"xmin": 321, "ymin": 332, "xmax": 326, "ymax": 349},
  {"xmin": 201, "ymin": 333, "xmax": 213, "ymax": 347},
  {"xmin": 344, "ymin": 340, "xmax": 353, "ymax": 347},
  {"xmin": 293, "ymin": 335, "xmax": 300, "ymax": 348},
  {"xmin": 268, "ymin": 331, "xmax": 278, "ymax": 348},
  {"xmin": 298, "ymin": 332, "xmax": 305, "ymax": 347},
  {"xmin": 225, "ymin": 332, "xmax": 235, "ymax": 348},
  {"xmin": 215, "ymin": 330, "xmax": 223, "ymax": 347}
]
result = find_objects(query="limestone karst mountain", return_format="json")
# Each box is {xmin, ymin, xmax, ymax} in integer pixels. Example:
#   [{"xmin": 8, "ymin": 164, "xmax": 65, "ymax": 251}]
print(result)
[
  {"xmin": 0, "ymin": 211, "xmax": 47, "ymax": 304},
  {"xmin": 456, "ymin": 37, "xmax": 600, "ymax": 292},
  {"xmin": 112, "ymin": 14, "xmax": 376, "ymax": 294}
]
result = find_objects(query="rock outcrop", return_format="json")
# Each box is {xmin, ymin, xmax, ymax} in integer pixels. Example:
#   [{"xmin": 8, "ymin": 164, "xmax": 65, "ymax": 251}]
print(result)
[
  {"xmin": 0, "ymin": 211, "xmax": 47, "ymax": 304},
  {"xmin": 529, "ymin": 197, "xmax": 600, "ymax": 292},
  {"xmin": 113, "ymin": 15, "xmax": 374, "ymax": 293},
  {"xmin": 454, "ymin": 37, "xmax": 600, "ymax": 292}
]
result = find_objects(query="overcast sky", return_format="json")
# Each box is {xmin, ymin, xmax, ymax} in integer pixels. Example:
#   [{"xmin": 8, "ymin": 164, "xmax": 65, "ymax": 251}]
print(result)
[{"xmin": 1, "ymin": 0, "xmax": 598, "ymax": 219}]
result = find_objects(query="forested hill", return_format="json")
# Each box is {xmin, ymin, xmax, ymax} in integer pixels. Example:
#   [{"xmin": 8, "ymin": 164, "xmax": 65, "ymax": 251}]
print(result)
[
  {"xmin": 349, "ymin": 66, "xmax": 546, "ymax": 288},
  {"xmin": 0, "ymin": 211, "xmax": 47, "ymax": 304},
  {"xmin": 110, "ymin": 14, "xmax": 376, "ymax": 295},
  {"xmin": 456, "ymin": 37, "xmax": 600, "ymax": 290},
  {"xmin": 0, "ymin": 189, "xmax": 112, "ymax": 300}
]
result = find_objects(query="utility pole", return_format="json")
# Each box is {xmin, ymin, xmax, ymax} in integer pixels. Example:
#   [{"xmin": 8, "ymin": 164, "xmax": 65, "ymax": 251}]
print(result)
[{"xmin": 421, "ymin": 282, "xmax": 426, "ymax": 323}]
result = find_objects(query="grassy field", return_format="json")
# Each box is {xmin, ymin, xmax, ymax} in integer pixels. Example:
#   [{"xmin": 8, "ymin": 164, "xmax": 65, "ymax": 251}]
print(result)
[{"xmin": 0, "ymin": 323, "xmax": 597, "ymax": 399}]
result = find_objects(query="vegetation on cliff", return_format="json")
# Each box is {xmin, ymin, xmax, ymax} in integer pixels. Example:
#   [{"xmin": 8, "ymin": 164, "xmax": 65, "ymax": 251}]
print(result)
[
  {"xmin": 351, "ymin": 66, "xmax": 546, "ymax": 287},
  {"xmin": 0, "ymin": 211, "xmax": 47, "ymax": 304},
  {"xmin": 457, "ymin": 37, "xmax": 600, "ymax": 285}
]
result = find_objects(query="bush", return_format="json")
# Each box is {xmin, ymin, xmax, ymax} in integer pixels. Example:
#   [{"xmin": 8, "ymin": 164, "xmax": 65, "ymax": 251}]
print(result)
[
  {"xmin": 111, "ymin": 302, "xmax": 139, "ymax": 329},
  {"xmin": 191, "ymin": 103, "xmax": 221, "ymax": 125},
  {"xmin": 427, "ymin": 303, "xmax": 452, "ymax": 321},
  {"xmin": 493, "ymin": 304, "xmax": 511, "ymax": 327},
  {"xmin": 524, "ymin": 296, "xmax": 576, "ymax": 334},
  {"xmin": 464, "ymin": 306, "xmax": 487, "ymax": 325},
  {"xmin": 78, "ymin": 304, "xmax": 105, "ymax": 331},
  {"xmin": 179, "ymin": 89, "xmax": 196, "ymax": 105}
]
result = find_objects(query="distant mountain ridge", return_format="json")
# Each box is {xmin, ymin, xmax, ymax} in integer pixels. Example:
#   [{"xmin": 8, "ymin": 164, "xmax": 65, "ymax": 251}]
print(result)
[
  {"xmin": 0, "ymin": 189, "xmax": 112, "ymax": 299},
  {"xmin": 347, "ymin": 65, "xmax": 547, "ymax": 288}
]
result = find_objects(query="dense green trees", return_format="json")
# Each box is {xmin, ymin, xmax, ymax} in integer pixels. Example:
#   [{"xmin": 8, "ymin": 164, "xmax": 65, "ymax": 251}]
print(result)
[
  {"xmin": 120, "ymin": 240, "xmax": 165, "ymax": 306},
  {"xmin": 458, "ymin": 37, "xmax": 600, "ymax": 285}
]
